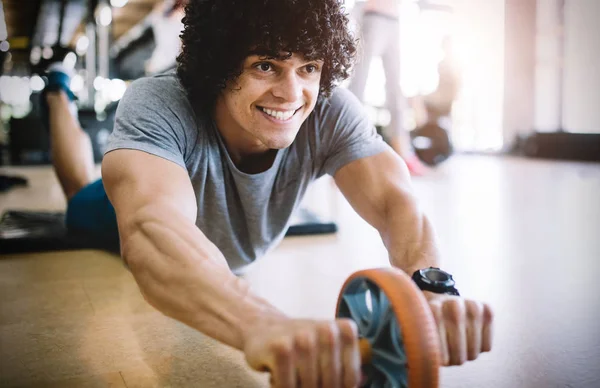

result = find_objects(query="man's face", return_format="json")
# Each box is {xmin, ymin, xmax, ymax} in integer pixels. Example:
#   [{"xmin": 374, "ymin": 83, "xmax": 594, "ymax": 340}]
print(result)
[{"xmin": 214, "ymin": 53, "xmax": 323, "ymax": 153}]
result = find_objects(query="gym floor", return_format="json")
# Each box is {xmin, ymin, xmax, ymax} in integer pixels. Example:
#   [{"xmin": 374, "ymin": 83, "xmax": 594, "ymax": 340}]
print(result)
[{"xmin": 1, "ymin": 155, "xmax": 599, "ymax": 388}]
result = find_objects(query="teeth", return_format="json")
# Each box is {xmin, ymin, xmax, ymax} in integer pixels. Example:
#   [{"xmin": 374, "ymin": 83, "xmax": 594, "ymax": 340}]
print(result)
[{"xmin": 262, "ymin": 107, "xmax": 295, "ymax": 121}]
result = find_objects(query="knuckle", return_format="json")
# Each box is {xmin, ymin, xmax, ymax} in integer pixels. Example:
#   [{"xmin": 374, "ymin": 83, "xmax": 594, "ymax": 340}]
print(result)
[
  {"xmin": 294, "ymin": 330, "xmax": 315, "ymax": 353},
  {"xmin": 317, "ymin": 322, "xmax": 338, "ymax": 347},
  {"xmin": 337, "ymin": 318, "xmax": 359, "ymax": 343},
  {"xmin": 465, "ymin": 300, "xmax": 483, "ymax": 320},
  {"xmin": 429, "ymin": 304, "xmax": 443, "ymax": 323},
  {"xmin": 270, "ymin": 339, "xmax": 293, "ymax": 359},
  {"xmin": 482, "ymin": 303, "xmax": 494, "ymax": 324},
  {"xmin": 442, "ymin": 301, "xmax": 465, "ymax": 325}
]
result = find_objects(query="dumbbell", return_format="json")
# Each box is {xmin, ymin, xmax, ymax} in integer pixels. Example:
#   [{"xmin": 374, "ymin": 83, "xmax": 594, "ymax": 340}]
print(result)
[
  {"xmin": 336, "ymin": 267, "xmax": 441, "ymax": 388},
  {"xmin": 411, "ymin": 122, "xmax": 452, "ymax": 166}
]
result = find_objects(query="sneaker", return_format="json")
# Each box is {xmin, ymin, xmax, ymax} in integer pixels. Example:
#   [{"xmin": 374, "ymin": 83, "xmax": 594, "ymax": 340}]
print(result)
[{"xmin": 39, "ymin": 63, "xmax": 78, "ymax": 131}]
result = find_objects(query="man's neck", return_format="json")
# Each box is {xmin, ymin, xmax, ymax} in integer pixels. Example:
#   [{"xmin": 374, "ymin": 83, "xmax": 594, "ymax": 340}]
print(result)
[
  {"xmin": 212, "ymin": 105, "xmax": 278, "ymax": 174},
  {"xmin": 232, "ymin": 149, "xmax": 279, "ymax": 174},
  {"xmin": 215, "ymin": 125, "xmax": 278, "ymax": 174}
]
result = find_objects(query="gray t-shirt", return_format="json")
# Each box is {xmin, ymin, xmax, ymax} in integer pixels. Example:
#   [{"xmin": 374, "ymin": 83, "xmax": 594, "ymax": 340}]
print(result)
[{"xmin": 107, "ymin": 72, "xmax": 387, "ymax": 271}]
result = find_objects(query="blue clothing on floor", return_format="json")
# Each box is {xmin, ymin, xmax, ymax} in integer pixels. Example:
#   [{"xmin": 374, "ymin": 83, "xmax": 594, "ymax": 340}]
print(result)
[{"xmin": 65, "ymin": 178, "xmax": 119, "ymax": 244}]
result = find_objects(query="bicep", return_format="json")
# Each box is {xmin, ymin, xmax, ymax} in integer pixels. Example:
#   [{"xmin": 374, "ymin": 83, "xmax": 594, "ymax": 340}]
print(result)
[
  {"xmin": 333, "ymin": 149, "xmax": 414, "ymax": 231},
  {"xmin": 102, "ymin": 149, "xmax": 197, "ymax": 238}
]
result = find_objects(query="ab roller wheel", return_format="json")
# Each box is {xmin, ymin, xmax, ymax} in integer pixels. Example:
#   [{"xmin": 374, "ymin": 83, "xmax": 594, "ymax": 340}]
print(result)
[{"xmin": 336, "ymin": 268, "xmax": 441, "ymax": 388}]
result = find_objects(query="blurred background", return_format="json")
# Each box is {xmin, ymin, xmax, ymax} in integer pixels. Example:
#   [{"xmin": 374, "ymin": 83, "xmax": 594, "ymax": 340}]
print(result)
[
  {"xmin": 0, "ymin": 0, "xmax": 598, "ymax": 166},
  {"xmin": 0, "ymin": 2, "xmax": 599, "ymax": 387},
  {"xmin": 0, "ymin": 0, "xmax": 185, "ymax": 165},
  {"xmin": 0, "ymin": 0, "xmax": 599, "ymax": 166}
]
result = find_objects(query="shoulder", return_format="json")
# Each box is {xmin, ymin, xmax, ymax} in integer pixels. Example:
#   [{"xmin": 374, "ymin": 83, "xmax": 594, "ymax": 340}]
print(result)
[
  {"xmin": 304, "ymin": 87, "xmax": 386, "ymax": 177},
  {"xmin": 125, "ymin": 72, "xmax": 185, "ymax": 99},
  {"xmin": 312, "ymin": 87, "xmax": 365, "ymax": 120},
  {"xmin": 304, "ymin": 87, "xmax": 373, "ymax": 149},
  {"xmin": 309, "ymin": 87, "xmax": 369, "ymax": 133},
  {"xmin": 109, "ymin": 72, "xmax": 203, "ymax": 164},
  {"xmin": 119, "ymin": 72, "xmax": 193, "ymax": 116},
  {"xmin": 117, "ymin": 72, "xmax": 201, "ymax": 131}
]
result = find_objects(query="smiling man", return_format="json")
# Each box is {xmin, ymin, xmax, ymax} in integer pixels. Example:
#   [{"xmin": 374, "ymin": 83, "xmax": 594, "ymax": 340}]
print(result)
[
  {"xmin": 213, "ymin": 55, "xmax": 323, "ymax": 166},
  {"xmin": 72, "ymin": 0, "xmax": 498, "ymax": 386}
]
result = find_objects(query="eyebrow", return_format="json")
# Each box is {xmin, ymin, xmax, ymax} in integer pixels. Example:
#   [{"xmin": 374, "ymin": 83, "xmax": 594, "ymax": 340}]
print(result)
[{"xmin": 249, "ymin": 55, "xmax": 322, "ymax": 65}]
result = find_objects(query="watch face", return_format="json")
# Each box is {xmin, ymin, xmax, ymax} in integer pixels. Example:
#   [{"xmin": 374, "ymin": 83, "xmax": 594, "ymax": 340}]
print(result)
[
  {"xmin": 421, "ymin": 268, "xmax": 454, "ymax": 286},
  {"xmin": 425, "ymin": 269, "xmax": 450, "ymax": 283}
]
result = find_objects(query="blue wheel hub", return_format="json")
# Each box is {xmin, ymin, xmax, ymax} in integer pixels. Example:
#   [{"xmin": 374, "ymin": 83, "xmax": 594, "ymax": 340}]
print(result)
[{"xmin": 337, "ymin": 277, "xmax": 409, "ymax": 388}]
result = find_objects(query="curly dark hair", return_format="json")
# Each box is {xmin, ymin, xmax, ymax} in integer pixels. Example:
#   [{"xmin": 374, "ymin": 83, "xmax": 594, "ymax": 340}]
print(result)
[{"xmin": 176, "ymin": 0, "xmax": 356, "ymax": 112}]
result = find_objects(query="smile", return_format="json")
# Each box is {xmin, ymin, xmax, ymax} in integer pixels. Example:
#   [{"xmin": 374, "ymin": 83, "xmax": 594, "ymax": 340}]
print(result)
[{"xmin": 258, "ymin": 106, "xmax": 301, "ymax": 121}]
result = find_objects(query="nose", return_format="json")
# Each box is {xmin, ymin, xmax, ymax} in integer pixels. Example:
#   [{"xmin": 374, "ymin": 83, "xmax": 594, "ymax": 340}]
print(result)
[{"xmin": 271, "ymin": 70, "xmax": 303, "ymax": 102}]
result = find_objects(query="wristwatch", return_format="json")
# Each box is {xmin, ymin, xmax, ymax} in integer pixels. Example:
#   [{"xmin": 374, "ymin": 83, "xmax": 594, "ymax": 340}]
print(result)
[{"xmin": 411, "ymin": 267, "xmax": 460, "ymax": 296}]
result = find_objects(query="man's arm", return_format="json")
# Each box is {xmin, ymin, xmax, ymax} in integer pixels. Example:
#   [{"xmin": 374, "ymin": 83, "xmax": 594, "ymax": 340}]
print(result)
[
  {"xmin": 102, "ymin": 149, "xmax": 285, "ymax": 349},
  {"xmin": 102, "ymin": 149, "xmax": 363, "ymax": 386},
  {"xmin": 333, "ymin": 148, "xmax": 440, "ymax": 275},
  {"xmin": 334, "ymin": 148, "xmax": 493, "ymax": 366}
]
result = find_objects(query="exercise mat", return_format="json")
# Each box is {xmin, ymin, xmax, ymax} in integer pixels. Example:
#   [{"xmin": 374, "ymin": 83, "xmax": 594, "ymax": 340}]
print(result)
[{"xmin": 0, "ymin": 208, "xmax": 337, "ymax": 255}]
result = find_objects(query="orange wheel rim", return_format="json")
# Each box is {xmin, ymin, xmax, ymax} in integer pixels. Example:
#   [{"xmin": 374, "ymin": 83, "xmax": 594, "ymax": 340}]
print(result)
[{"xmin": 336, "ymin": 267, "xmax": 440, "ymax": 388}]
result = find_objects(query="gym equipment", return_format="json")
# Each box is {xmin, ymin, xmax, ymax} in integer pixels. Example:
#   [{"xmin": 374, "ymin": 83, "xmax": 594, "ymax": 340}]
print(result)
[
  {"xmin": 0, "ymin": 210, "xmax": 120, "ymax": 254},
  {"xmin": 521, "ymin": 132, "xmax": 600, "ymax": 162},
  {"xmin": 0, "ymin": 208, "xmax": 337, "ymax": 255},
  {"xmin": 286, "ymin": 208, "xmax": 337, "ymax": 236},
  {"xmin": 8, "ymin": 105, "xmax": 51, "ymax": 165},
  {"xmin": 336, "ymin": 268, "xmax": 440, "ymax": 388},
  {"xmin": 0, "ymin": 175, "xmax": 28, "ymax": 192},
  {"xmin": 410, "ymin": 122, "xmax": 452, "ymax": 166}
]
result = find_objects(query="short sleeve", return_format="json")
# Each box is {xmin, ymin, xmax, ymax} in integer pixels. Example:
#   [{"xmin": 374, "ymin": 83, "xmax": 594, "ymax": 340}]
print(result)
[
  {"xmin": 313, "ymin": 87, "xmax": 388, "ymax": 176},
  {"xmin": 105, "ymin": 74, "xmax": 198, "ymax": 169}
]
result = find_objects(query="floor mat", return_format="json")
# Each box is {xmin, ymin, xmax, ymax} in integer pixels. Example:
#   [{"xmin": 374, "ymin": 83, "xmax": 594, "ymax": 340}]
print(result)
[{"xmin": 0, "ymin": 208, "xmax": 336, "ymax": 255}]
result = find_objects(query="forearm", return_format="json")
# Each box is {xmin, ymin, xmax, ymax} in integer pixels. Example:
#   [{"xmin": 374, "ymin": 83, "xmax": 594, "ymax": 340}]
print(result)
[
  {"xmin": 379, "ymin": 189, "xmax": 441, "ymax": 275},
  {"xmin": 121, "ymin": 202, "xmax": 285, "ymax": 350}
]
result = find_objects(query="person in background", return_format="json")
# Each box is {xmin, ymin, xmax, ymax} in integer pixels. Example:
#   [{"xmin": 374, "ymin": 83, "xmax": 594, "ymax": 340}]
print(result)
[
  {"xmin": 348, "ymin": 0, "xmax": 429, "ymax": 176},
  {"xmin": 412, "ymin": 35, "xmax": 462, "ymax": 128},
  {"xmin": 145, "ymin": 0, "xmax": 188, "ymax": 75},
  {"xmin": 38, "ymin": 0, "xmax": 189, "ymax": 204}
]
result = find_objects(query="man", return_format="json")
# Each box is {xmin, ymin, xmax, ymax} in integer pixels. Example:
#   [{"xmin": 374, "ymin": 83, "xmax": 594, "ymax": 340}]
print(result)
[
  {"xmin": 412, "ymin": 35, "xmax": 462, "ymax": 127},
  {"xmin": 44, "ymin": 0, "xmax": 492, "ymax": 386}
]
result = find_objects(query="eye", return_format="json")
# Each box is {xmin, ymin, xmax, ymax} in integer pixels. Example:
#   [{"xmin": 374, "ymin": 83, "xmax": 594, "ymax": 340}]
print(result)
[
  {"xmin": 304, "ymin": 63, "xmax": 321, "ymax": 74},
  {"xmin": 256, "ymin": 62, "xmax": 273, "ymax": 72}
]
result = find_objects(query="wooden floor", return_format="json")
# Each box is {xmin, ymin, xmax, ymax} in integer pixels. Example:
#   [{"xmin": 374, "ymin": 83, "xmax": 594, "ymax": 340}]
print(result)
[{"xmin": 1, "ymin": 155, "xmax": 599, "ymax": 388}]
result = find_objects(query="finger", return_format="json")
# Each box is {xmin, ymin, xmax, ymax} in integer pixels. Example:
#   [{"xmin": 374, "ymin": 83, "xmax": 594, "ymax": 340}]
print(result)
[
  {"xmin": 318, "ymin": 322, "xmax": 341, "ymax": 388},
  {"xmin": 429, "ymin": 301, "xmax": 450, "ymax": 366},
  {"xmin": 337, "ymin": 319, "xmax": 361, "ymax": 388},
  {"xmin": 294, "ymin": 330, "xmax": 318, "ymax": 388},
  {"xmin": 443, "ymin": 300, "xmax": 467, "ymax": 366},
  {"xmin": 465, "ymin": 300, "xmax": 483, "ymax": 361},
  {"xmin": 270, "ymin": 339, "xmax": 296, "ymax": 388},
  {"xmin": 481, "ymin": 303, "xmax": 494, "ymax": 352}
]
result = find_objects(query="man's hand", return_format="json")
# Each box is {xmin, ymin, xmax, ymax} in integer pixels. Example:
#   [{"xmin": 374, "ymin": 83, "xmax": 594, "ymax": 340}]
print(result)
[
  {"xmin": 424, "ymin": 292, "xmax": 494, "ymax": 366},
  {"xmin": 243, "ymin": 318, "xmax": 362, "ymax": 388}
]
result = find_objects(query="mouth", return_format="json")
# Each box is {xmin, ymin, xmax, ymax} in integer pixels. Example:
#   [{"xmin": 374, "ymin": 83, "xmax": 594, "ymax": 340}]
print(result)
[{"xmin": 256, "ymin": 105, "xmax": 303, "ymax": 123}]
